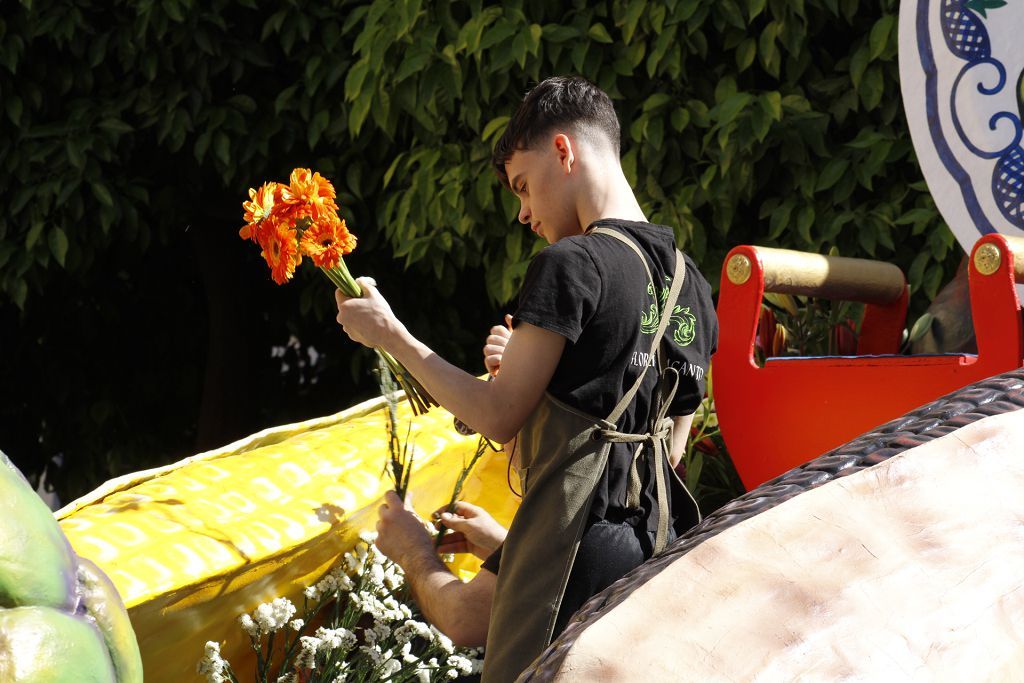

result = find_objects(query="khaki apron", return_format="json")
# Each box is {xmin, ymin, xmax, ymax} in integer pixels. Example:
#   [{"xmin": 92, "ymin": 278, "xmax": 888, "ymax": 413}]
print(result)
[{"xmin": 482, "ymin": 227, "xmax": 702, "ymax": 683}]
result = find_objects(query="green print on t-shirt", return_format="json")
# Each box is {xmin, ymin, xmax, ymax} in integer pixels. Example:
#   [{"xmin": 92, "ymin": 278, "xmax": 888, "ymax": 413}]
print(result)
[{"xmin": 640, "ymin": 277, "xmax": 697, "ymax": 346}]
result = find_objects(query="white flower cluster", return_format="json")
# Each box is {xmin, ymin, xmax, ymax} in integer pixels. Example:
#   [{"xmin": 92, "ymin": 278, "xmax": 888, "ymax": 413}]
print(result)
[
  {"xmin": 304, "ymin": 567, "xmax": 354, "ymax": 602},
  {"xmin": 290, "ymin": 625, "xmax": 359, "ymax": 673},
  {"xmin": 196, "ymin": 641, "xmax": 229, "ymax": 683},
  {"xmin": 348, "ymin": 588, "xmax": 411, "ymax": 623},
  {"xmin": 315, "ymin": 626, "xmax": 357, "ymax": 653},
  {"xmin": 446, "ymin": 654, "xmax": 475, "ymax": 676},
  {"xmin": 430, "ymin": 626, "xmax": 455, "ymax": 656},
  {"xmin": 393, "ymin": 619, "xmax": 432, "ymax": 645},
  {"xmin": 204, "ymin": 534, "xmax": 485, "ymax": 683},
  {"xmin": 239, "ymin": 596, "xmax": 297, "ymax": 637}
]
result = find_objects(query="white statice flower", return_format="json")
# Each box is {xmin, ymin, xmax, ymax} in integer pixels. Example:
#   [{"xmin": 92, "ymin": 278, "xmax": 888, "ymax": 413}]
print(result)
[
  {"xmin": 382, "ymin": 563, "xmax": 404, "ymax": 591},
  {"xmin": 447, "ymin": 654, "xmax": 474, "ymax": 675},
  {"xmin": 380, "ymin": 657, "xmax": 402, "ymax": 677},
  {"xmin": 359, "ymin": 644, "xmax": 383, "ymax": 665},
  {"xmin": 358, "ymin": 530, "xmax": 378, "ymax": 544},
  {"xmin": 446, "ymin": 669, "xmax": 459, "ymax": 679},
  {"xmin": 296, "ymin": 635, "xmax": 320, "ymax": 670},
  {"xmin": 342, "ymin": 546, "xmax": 363, "ymax": 574},
  {"xmin": 392, "ymin": 624, "xmax": 413, "ymax": 646},
  {"xmin": 364, "ymin": 621, "xmax": 391, "ymax": 647},
  {"xmin": 381, "ymin": 596, "xmax": 409, "ymax": 622},
  {"xmin": 352, "ymin": 590, "xmax": 408, "ymax": 623},
  {"xmin": 289, "ymin": 619, "xmax": 304, "ymax": 632},
  {"xmin": 276, "ymin": 674, "xmax": 297, "ymax": 683},
  {"xmin": 239, "ymin": 613, "xmax": 259, "ymax": 637},
  {"xmin": 315, "ymin": 626, "xmax": 356, "ymax": 654},
  {"xmin": 400, "ymin": 641, "xmax": 418, "ymax": 663},
  {"xmin": 197, "ymin": 641, "xmax": 229, "ymax": 683},
  {"xmin": 305, "ymin": 572, "xmax": 343, "ymax": 602},
  {"xmin": 253, "ymin": 597, "xmax": 297, "ymax": 633},
  {"xmin": 430, "ymin": 626, "xmax": 455, "ymax": 655},
  {"xmin": 368, "ymin": 562, "xmax": 385, "ymax": 587},
  {"xmin": 334, "ymin": 572, "xmax": 354, "ymax": 592},
  {"xmin": 403, "ymin": 619, "xmax": 432, "ymax": 640},
  {"xmin": 316, "ymin": 574, "xmax": 338, "ymax": 596},
  {"xmin": 414, "ymin": 666, "xmax": 431, "ymax": 683}
]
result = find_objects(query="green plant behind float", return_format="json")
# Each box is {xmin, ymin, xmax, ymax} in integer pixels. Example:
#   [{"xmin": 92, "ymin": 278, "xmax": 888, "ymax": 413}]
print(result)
[{"xmin": 0, "ymin": 0, "xmax": 958, "ymax": 508}]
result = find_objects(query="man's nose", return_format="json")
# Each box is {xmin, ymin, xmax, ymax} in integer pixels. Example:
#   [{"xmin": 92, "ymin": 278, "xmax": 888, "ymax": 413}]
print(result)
[{"xmin": 518, "ymin": 203, "xmax": 530, "ymax": 225}]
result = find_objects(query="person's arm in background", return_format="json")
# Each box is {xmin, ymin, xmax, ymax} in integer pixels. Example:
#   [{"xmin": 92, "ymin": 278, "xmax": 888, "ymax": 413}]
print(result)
[
  {"xmin": 375, "ymin": 491, "xmax": 495, "ymax": 647},
  {"xmin": 670, "ymin": 413, "xmax": 695, "ymax": 469}
]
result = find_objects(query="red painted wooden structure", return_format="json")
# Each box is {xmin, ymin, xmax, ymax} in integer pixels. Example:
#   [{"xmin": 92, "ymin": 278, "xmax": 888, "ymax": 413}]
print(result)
[{"xmin": 713, "ymin": 233, "xmax": 1024, "ymax": 491}]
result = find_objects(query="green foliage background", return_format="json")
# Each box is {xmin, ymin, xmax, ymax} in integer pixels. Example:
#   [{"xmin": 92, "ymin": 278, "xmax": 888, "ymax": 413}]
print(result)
[{"xmin": 0, "ymin": 0, "xmax": 958, "ymax": 502}]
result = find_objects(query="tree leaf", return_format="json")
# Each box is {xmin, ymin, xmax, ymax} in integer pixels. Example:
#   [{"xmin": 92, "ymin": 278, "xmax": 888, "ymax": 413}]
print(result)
[
  {"xmin": 481, "ymin": 115, "xmax": 510, "ymax": 141},
  {"xmin": 869, "ymin": 14, "xmax": 895, "ymax": 60},
  {"xmin": 91, "ymin": 182, "xmax": 114, "ymax": 207},
  {"xmin": 542, "ymin": 24, "xmax": 579, "ymax": 43},
  {"xmin": 642, "ymin": 93, "xmax": 672, "ymax": 112},
  {"xmin": 735, "ymin": 38, "xmax": 756, "ymax": 71},
  {"xmin": 308, "ymin": 109, "xmax": 330, "ymax": 149},
  {"xmin": 588, "ymin": 23, "xmax": 613, "ymax": 44},
  {"xmin": 816, "ymin": 158, "xmax": 850, "ymax": 192},
  {"xmin": 25, "ymin": 220, "xmax": 44, "ymax": 250},
  {"xmin": 48, "ymin": 227, "xmax": 69, "ymax": 266}
]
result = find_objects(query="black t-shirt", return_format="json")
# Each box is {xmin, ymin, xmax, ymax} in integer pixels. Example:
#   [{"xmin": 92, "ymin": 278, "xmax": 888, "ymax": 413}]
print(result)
[{"xmin": 482, "ymin": 218, "xmax": 718, "ymax": 574}]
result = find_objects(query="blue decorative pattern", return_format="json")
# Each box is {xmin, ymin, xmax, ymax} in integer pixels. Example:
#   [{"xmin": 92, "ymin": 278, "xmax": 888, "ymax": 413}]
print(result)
[
  {"xmin": 935, "ymin": 0, "xmax": 1024, "ymax": 230},
  {"xmin": 941, "ymin": 0, "xmax": 990, "ymax": 59},
  {"xmin": 919, "ymin": 0, "xmax": 996, "ymax": 236},
  {"xmin": 994, "ymin": 147, "xmax": 1024, "ymax": 225}
]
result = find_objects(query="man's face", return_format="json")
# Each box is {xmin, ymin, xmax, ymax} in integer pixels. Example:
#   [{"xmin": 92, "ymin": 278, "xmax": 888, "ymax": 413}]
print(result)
[{"xmin": 504, "ymin": 141, "xmax": 580, "ymax": 244}]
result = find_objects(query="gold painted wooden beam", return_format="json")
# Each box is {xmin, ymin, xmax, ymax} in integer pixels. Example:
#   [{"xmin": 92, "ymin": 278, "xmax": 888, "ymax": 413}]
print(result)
[{"xmin": 728, "ymin": 247, "xmax": 906, "ymax": 305}]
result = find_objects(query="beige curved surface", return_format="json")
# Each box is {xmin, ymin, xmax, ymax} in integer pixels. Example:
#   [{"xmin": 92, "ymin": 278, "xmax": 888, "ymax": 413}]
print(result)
[
  {"xmin": 554, "ymin": 408, "xmax": 1024, "ymax": 682},
  {"xmin": 56, "ymin": 394, "xmax": 519, "ymax": 682}
]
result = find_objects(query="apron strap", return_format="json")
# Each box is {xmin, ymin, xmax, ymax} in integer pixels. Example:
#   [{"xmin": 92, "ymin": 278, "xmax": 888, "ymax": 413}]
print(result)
[
  {"xmin": 588, "ymin": 226, "xmax": 687, "ymax": 555},
  {"xmin": 587, "ymin": 227, "xmax": 686, "ymax": 426}
]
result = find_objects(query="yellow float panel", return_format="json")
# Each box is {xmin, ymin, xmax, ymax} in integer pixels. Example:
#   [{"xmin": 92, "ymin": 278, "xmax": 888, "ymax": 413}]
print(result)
[{"xmin": 56, "ymin": 395, "xmax": 520, "ymax": 682}]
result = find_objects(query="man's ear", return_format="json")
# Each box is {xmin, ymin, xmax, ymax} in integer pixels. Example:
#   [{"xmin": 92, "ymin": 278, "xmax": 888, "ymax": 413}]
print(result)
[{"xmin": 553, "ymin": 133, "xmax": 575, "ymax": 174}]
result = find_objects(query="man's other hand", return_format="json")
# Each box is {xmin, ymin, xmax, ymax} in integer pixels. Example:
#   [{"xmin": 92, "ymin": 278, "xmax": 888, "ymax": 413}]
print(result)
[
  {"xmin": 433, "ymin": 500, "xmax": 508, "ymax": 560},
  {"xmin": 483, "ymin": 314, "xmax": 513, "ymax": 376}
]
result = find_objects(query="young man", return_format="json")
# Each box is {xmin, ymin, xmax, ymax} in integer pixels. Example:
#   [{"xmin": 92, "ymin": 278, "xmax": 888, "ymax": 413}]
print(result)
[{"xmin": 335, "ymin": 76, "xmax": 717, "ymax": 682}]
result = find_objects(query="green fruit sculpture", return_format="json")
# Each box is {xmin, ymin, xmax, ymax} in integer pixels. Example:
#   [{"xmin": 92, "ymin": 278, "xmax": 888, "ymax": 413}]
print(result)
[{"xmin": 0, "ymin": 450, "xmax": 143, "ymax": 682}]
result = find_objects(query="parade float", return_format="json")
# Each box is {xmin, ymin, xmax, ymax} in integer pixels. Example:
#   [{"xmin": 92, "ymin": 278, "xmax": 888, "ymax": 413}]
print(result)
[{"xmin": 4, "ymin": 0, "xmax": 1024, "ymax": 681}]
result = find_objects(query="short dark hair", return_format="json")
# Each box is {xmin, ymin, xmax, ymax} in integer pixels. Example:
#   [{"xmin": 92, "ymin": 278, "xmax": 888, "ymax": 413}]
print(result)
[{"xmin": 492, "ymin": 76, "xmax": 620, "ymax": 187}]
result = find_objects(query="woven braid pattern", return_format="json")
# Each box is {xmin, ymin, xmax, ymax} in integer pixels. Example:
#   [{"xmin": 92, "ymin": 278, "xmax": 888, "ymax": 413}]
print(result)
[{"xmin": 519, "ymin": 368, "xmax": 1024, "ymax": 680}]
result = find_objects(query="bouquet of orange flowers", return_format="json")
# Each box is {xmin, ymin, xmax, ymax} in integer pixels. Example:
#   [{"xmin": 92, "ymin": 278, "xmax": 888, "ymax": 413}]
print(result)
[{"xmin": 241, "ymin": 168, "xmax": 435, "ymax": 414}]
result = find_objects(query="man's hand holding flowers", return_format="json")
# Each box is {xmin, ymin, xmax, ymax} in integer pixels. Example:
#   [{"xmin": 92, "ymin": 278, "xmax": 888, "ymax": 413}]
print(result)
[{"xmin": 334, "ymin": 278, "xmax": 403, "ymax": 349}]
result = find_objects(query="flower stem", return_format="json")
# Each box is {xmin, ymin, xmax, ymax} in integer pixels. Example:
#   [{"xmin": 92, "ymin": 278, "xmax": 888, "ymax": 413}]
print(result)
[
  {"xmin": 319, "ymin": 263, "xmax": 437, "ymax": 415},
  {"xmin": 435, "ymin": 435, "xmax": 497, "ymax": 548}
]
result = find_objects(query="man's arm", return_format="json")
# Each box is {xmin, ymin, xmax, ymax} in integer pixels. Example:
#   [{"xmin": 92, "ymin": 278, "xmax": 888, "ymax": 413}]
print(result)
[
  {"xmin": 394, "ymin": 548, "xmax": 496, "ymax": 648},
  {"xmin": 336, "ymin": 283, "xmax": 565, "ymax": 443},
  {"xmin": 375, "ymin": 492, "xmax": 494, "ymax": 647},
  {"xmin": 670, "ymin": 413, "xmax": 695, "ymax": 469}
]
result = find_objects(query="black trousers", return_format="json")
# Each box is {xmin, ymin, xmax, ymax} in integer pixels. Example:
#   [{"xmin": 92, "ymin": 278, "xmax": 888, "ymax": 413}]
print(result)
[{"xmin": 553, "ymin": 518, "xmax": 673, "ymax": 636}]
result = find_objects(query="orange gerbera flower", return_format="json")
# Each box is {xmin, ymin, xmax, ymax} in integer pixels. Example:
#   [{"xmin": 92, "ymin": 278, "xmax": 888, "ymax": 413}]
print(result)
[
  {"xmin": 259, "ymin": 218, "xmax": 302, "ymax": 285},
  {"xmin": 277, "ymin": 201, "xmax": 315, "ymax": 234},
  {"xmin": 240, "ymin": 182, "xmax": 281, "ymax": 240},
  {"xmin": 300, "ymin": 216, "xmax": 358, "ymax": 269},
  {"xmin": 281, "ymin": 168, "xmax": 338, "ymax": 219}
]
